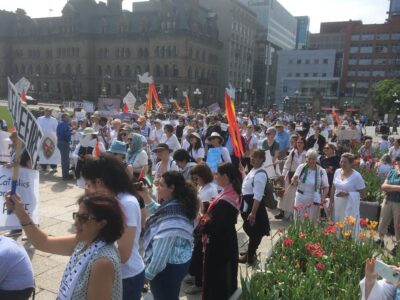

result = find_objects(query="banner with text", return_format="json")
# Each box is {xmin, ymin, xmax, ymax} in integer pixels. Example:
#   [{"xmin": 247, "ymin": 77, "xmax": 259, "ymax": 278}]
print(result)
[
  {"xmin": 8, "ymin": 78, "xmax": 43, "ymax": 164},
  {"xmin": 0, "ymin": 167, "xmax": 39, "ymax": 230}
]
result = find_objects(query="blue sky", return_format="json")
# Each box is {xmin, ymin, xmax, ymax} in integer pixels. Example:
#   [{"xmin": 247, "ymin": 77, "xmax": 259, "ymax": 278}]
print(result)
[{"xmin": 0, "ymin": 0, "xmax": 390, "ymax": 33}]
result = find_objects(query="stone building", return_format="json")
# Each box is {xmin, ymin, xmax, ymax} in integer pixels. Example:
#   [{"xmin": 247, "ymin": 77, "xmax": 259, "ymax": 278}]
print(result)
[{"xmin": 0, "ymin": 0, "xmax": 223, "ymax": 106}]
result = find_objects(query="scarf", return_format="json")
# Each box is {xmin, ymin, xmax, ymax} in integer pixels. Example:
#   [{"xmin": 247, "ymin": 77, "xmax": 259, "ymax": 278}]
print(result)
[
  {"xmin": 142, "ymin": 199, "xmax": 194, "ymax": 263},
  {"xmin": 128, "ymin": 133, "xmax": 143, "ymax": 163},
  {"xmin": 207, "ymin": 184, "xmax": 240, "ymax": 213},
  {"xmin": 57, "ymin": 240, "xmax": 106, "ymax": 300},
  {"xmin": 300, "ymin": 163, "xmax": 321, "ymax": 193}
]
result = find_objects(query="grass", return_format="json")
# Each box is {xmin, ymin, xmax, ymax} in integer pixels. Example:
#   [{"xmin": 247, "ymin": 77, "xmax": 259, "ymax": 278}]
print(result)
[{"xmin": 0, "ymin": 106, "xmax": 14, "ymax": 129}]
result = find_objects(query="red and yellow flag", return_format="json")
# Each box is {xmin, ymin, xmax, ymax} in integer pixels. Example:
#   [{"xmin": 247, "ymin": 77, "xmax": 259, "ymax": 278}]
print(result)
[
  {"xmin": 224, "ymin": 91, "xmax": 244, "ymax": 158},
  {"xmin": 185, "ymin": 96, "xmax": 192, "ymax": 115}
]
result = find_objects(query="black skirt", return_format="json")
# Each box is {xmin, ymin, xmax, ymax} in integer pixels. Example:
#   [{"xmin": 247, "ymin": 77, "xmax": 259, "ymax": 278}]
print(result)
[{"xmin": 240, "ymin": 194, "xmax": 270, "ymax": 237}]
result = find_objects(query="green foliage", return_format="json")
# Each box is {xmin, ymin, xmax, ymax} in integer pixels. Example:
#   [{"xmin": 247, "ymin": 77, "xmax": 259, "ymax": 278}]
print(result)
[
  {"xmin": 373, "ymin": 79, "xmax": 400, "ymax": 114},
  {"xmin": 0, "ymin": 106, "xmax": 13, "ymax": 128},
  {"xmin": 363, "ymin": 171, "xmax": 385, "ymax": 203},
  {"xmin": 241, "ymin": 218, "xmax": 382, "ymax": 300}
]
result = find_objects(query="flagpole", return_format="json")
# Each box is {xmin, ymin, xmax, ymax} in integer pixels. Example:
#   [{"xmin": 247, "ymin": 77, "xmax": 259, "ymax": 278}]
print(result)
[{"xmin": 8, "ymin": 137, "xmax": 22, "ymax": 214}]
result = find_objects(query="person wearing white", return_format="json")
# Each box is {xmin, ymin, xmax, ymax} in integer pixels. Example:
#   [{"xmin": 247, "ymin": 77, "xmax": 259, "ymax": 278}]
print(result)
[
  {"xmin": 37, "ymin": 108, "xmax": 59, "ymax": 170},
  {"xmin": 181, "ymin": 127, "xmax": 196, "ymax": 150},
  {"xmin": 186, "ymin": 132, "xmax": 205, "ymax": 163},
  {"xmin": 277, "ymin": 136, "xmax": 307, "ymax": 219},
  {"xmin": 153, "ymin": 143, "xmax": 179, "ymax": 185},
  {"xmin": 242, "ymin": 124, "xmax": 259, "ymax": 171},
  {"xmin": 292, "ymin": 149, "xmax": 329, "ymax": 222},
  {"xmin": 161, "ymin": 124, "xmax": 181, "ymax": 154},
  {"xmin": 360, "ymin": 258, "xmax": 398, "ymax": 300},
  {"xmin": 389, "ymin": 139, "xmax": 400, "ymax": 161},
  {"xmin": 148, "ymin": 119, "xmax": 164, "ymax": 150},
  {"xmin": 239, "ymin": 150, "xmax": 270, "ymax": 264},
  {"xmin": 329, "ymin": 153, "xmax": 366, "ymax": 237}
]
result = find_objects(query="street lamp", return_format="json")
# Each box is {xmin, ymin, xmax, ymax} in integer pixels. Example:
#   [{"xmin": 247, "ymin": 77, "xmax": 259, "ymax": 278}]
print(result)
[
  {"xmin": 102, "ymin": 74, "xmax": 111, "ymax": 97},
  {"xmin": 284, "ymin": 96, "xmax": 289, "ymax": 113},
  {"xmin": 351, "ymin": 83, "xmax": 356, "ymax": 104},
  {"xmin": 294, "ymin": 90, "xmax": 299, "ymax": 113},
  {"xmin": 264, "ymin": 81, "xmax": 269, "ymax": 110},
  {"xmin": 194, "ymin": 88, "xmax": 202, "ymax": 107}
]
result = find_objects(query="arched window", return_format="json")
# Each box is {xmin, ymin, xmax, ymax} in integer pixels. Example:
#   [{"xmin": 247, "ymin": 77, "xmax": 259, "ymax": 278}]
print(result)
[
  {"xmin": 188, "ymin": 67, "xmax": 192, "ymax": 79},
  {"xmin": 124, "ymin": 66, "xmax": 131, "ymax": 77},
  {"xmin": 115, "ymin": 65, "xmax": 122, "ymax": 77},
  {"xmin": 138, "ymin": 48, "xmax": 143, "ymax": 58},
  {"xmin": 164, "ymin": 65, "xmax": 169, "ymax": 77},
  {"xmin": 135, "ymin": 66, "xmax": 142, "ymax": 76},
  {"xmin": 97, "ymin": 65, "xmax": 103, "ymax": 77},
  {"xmin": 44, "ymin": 65, "xmax": 49, "ymax": 75},
  {"xmin": 172, "ymin": 65, "xmax": 179, "ymax": 77},
  {"xmin": 144, "ymin": 48, "xmax": 149, "ymax": 58},
  {"xmin": 154, "ymin": 46, "xmax": 159, "ymax": 57},
  {"xmin": 155, "ymin": 65, "xmax": 161, "ymax": 77},
  {"xmin": 105, "ymin": 65, "xmax": 112, "ymax": 76},
  {"xmin": 36, "ymin": 65, "xmax": 41, "ymax": 75},
  {"xmin": 65, "ymin": 64, "xmax": 71, "ymax": 74},
  {"xmin": 21, "ymin": 65, "xmax": 26, "ymax": 74},
  {"xmin": 161, "ymin": 46, "xmax": 165, "ymax": 57},
  {"xmin": 194, "ymin": 68, "xmax": 199, "ymax": 80},
  {"xmin": 115, "ymin": 83, "xmax": 121, "ymax": 95},
  {"xmin": 167, "ymin": 46, "xmax": 171, "ymax": 57},
  {"xmin": 55, "ymin": 64, "xmax": 61, "ymax": 75},
  {"xmin": 28, "ymin": 64, "xmax": 33, "ymax": 74}
]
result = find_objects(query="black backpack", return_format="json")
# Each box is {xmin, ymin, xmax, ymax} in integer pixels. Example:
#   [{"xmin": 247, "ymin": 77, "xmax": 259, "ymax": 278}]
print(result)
[{"xmin": 252, "ymin": 169, "xmax": 277, "ymax": 209}]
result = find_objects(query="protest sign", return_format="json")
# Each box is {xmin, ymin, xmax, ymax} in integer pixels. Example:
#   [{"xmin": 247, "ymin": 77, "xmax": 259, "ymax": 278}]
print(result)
[
  {"xmin": 75, "ymin": 111, "xmax": 86, "ymax": 121},
  {"xmin": 14, "ymin": 77, "xmax": 31, "ymax": 95},
  {"xmin": 98, "ymin": 98, "xmax": 121, "ymax": 112},
  {"xmin": 206, "ymin": 147, "xmax": 222, "ymax": 173},
  {"xmin": 337, "ymin": 129, "xmax": 356, "ymax": 141},
  {"xmin": 0, "ymin": 131, "xmax": 12, "ymax": 163},
  {"xmin": 38, "ymin": 133, "xmax": 61, "ymax": 165},
  {"xmin": 83, "ymin": 101, "xmax": 94, "ymax": 113},
  {"xmin": 0, "ymin": 167, "xmax": 39, "ymax": 230},
  {"xmin": 8, "ymin": 78, "xmax": 43, "ymax": 164},
  {"xmin": 263, "ymin": 150, "xmax": 278, "ymax": 178},
  {"xmin": 207, "ymin": 102, "xmax": 221, "ymax": 113},
  {"xmin": 123, "ymin": 92, "xmax": 137, "ymax": 111}
]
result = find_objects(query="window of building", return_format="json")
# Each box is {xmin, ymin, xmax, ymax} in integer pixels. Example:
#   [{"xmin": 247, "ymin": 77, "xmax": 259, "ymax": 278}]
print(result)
[
  {"xmin": 164, "ymin": 65, "xmax": 169, "ymax": 77},
  {"xmin": 172, "ymin": 65, "xmax": 179, "ymax": 77},
  {"xmin": 138, "ymin": 48, "xmax": 143, "ymax": 58},
  {"xmin": 361, "ymin": 33, "xmax": 374, "ymax": 41},
  {"xmin": 357, "ymin": 70, "xmax": 370, "ymax": 77},
  {"xmin": 392, "ymin": 33, "xmax": 400, "ymax": 40},
  {"xmin": 314, "ymin": 59, "xmax": 319, "ymax": 64},
  {"xmin": 287, "ymin": 73, "xmax": 292, "ymax": 77},
  {"xmin": 349, "ymin": 59, "xmax": 358, "ymax": 65},
  {"xmin": 313, "ymin": 73, "xmax": 318, "ymax": 77},
  {"xmin": 392, "ymin": 44, "xmax": 400, "ymax": 53},
  {"xmin": 188, "ymin": 47, "xmax": 193, "ymax": 58},
  {"xmin": 321, "ymin": 73, "xmax": 327, "ymax": 77},
  {"xmin": 348, "ymin": 70, "xmax": 356, "ymax": 76},
  {"xmin": 372, "ymin": 70, "xmax": 385, "ymax": 77},
  {"xmin": 374, "ymin": 58, "xmax": 386, "ymax": 65},
  {"xmin": 115, "ymin": 84, "xmax": 121, "ymax": 95},
  {"xmin": 295, "ymin": 73, "xmax": 300, "ymax": 77},
  {"xmin": 288, "ymin": 59, "xmax": 293, "ymax": 64},
  {"xmin": 360, "ymin": 46, "xmax": 373, "ymax": 53},
  {"xmin": 304, "ymin": 73, "xmax": 309, "ymax": 77},
  {"xmin": 125, "ymin": 66, "xmax": 131, "ymax": 77},
  {"xmin": 305, "ymin": 59, "xmax": 310, "ymax": 64},
  {"xmin": 359, "ymin": 58, "xmax": 372, "ymax": 65},
  {"xmin": 376, "ymin": 33, "xmax": 389, "ymax": 40},
  {"xmin": 375, "ymin": 44, "xmax": 388, "ymax": 53},
  {"xmin": 297, "ymin": 59, "xmax": 301, "ymax": 64},
  {"xmin": 323, "ymin": 59, "xmax": 328, "ymax": 64},
  {"xmin": 350, "ymin": 47, "xmax": 359, "ymax": 53},
  {"xmin": 351, "ymin": 34, "xmax": 360, "ymax": 41}
]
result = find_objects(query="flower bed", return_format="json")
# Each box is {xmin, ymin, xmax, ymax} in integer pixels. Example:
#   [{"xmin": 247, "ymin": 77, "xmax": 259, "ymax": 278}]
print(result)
[{"xmin": 241, "ymin": 217, "xmax": 386, "ymax": 300}]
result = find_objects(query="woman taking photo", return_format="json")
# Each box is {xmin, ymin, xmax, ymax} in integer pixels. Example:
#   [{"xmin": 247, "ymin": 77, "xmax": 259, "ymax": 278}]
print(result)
[
  {"xmin": 5, "ymin": 193, "xmax": 124, "ymax": 300},
  {"xmin": 187, "ymin": 132, "xmax": 205, "ymax": 163},
  {"xmin": 239, "ymin": 150, "xmax": 270, "ymax": 264},
  {"xmin": 330, "ymin": 153, "xmax": 366, "ymax": 236},
  {"xmin": 276, "ymin": 136, "xmax": 307, "ymax": 220},
  {"xmin": 82, "ymin": 155, "xmax": 145, "ymax": 300},
  {"xmin": 138, "ymin": 171, "xmax": 198, "ymax": 300},
  {"xmin": 200, "ymin": 163, "xmax": 242, "ymax": 299},
  {"xmin": 377, "ymin": 156, "xmax": 400, "ymax": 255},
  {"xmin": 292, "ymin": 149, "xmax": 329, "ymax": 222}
]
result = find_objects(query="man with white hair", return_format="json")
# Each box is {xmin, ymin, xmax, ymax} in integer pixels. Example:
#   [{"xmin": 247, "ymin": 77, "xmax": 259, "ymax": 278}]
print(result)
[{"xmin": 37, "ymin": 108, "xmax": 58, "ymax": 172}]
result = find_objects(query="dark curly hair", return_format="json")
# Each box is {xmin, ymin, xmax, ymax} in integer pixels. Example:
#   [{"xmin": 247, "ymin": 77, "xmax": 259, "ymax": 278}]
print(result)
[
  {"xmin": 78, "ymin": 194, "xmax": 125, "ymax": 244},
  {"xmin": 162, "ymin": 171, "xmax": 199, "ymax": 220},
  {"xmin": 82, "ymin": 154, "xmax": 137, "ymax": 196},
  {"xmin": 217, "ymin": 163, "xmax": 242, "ymax": 195}
]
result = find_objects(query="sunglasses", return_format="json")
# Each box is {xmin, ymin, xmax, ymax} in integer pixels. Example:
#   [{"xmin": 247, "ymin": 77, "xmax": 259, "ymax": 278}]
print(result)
[{"xmin": 72, "ymin": 212, "xmax": 96, "ymax": 224}]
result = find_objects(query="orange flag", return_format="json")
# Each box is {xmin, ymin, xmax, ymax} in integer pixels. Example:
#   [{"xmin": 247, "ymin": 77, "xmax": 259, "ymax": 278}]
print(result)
[
  {"xmin": 150, "ymin": 84, "xmax": 163, "ymax": 111},
  {"xmin": 224, "ymin": 92, "xmax": 244, "ymax": 158},
  {"xmin": 173, "ymin": 100, "xmax": 182, "ymax": 111},
  {"xmin": 185, "ymin": 96, "xmax": 192, "ymax": 115}
]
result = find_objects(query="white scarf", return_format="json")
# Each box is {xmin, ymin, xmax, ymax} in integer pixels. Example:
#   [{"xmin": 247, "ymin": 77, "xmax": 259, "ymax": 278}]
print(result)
[{"xmin": 57, "ymin": 240, "xmax": 106, "ymax": 300}]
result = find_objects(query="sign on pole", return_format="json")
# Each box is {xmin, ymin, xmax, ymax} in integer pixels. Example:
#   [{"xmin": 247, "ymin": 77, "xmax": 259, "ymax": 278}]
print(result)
[
  {"xmin": 123, "ymin": 92, "xmax": 137, "ymax": 111},
  {"xmin": 8, "ymin": 78, "xmax": 43, "ymax": 164},
  {"xmin": 14, "ymin": 77, "xmax": 31, "ymax": 95},
  {"xmin": 0, "ymin": 167, "xmax": 39, "ymax": 230}
]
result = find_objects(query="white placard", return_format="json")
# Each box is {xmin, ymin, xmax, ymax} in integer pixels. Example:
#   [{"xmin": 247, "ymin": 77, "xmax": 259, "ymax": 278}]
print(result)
[
  {"xmin": 75, "ymin": 111, "xmax": 86, "ymax": 121},
  {"xmin": 83, "ymin": 101, "xmax": 94, "ymax": 113},
  {"xmin": 38, "ymin": 133, "xmax": 61, "ymax": 165},
  {"xmin": 263, "ymin": 150, "xmax": 278, "ymax": 178},
  {"xmin": 123, "ymin": 92, "xmax": 137, "ymax": 111},
  {"xmin": 0, "ymin": 167, "xmax": 39, "ymax": 230},
  {"xmin": 220, "ymin": 123, "xmax": 228, "ymax": 132},
  {"xmin": 14, "ymin": 77, "xmax": 31, "ymax": 95}
]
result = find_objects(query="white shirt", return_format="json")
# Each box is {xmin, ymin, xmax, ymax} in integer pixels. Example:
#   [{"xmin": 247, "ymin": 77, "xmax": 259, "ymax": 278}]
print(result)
[
  {"xmin": 295, "ymin": 165, "xmax": 329, "ymax": 198},
  {"xmin": 130, "ymin": 150, "xmax": 148, "ymax": 169},
  {"xmin": 161, "ymin": 134, "xmax": 181, "ymax": 153},
  {"xmin": 283, "ymin": 149, "xmax": 306, "ymax": 176},
  {"xmin": 155, "ymin": 158, "xmax": 179, "ymax": 180},
  {"xmin": 188, "ymin": 147, "xmax": 205, "ymax": 161},
  {"xmin": 243, "ymin": 134, "xmax": 259, "ymax": 157},
  {"xmin": 118, "ymin": 192, "xmax": 145, "ymax": 278},
  {"xmin": 242, "ymin": 167, "xmax": 268, "ymax": 201},
  {"xmin": 198, "ymin": 183, "xmax": 218, "ymax": 202},
  {"xmin": 389, "ymin": 146, "xmax": 400, "ymax": 161},
  {"xmin": 149, "ymin": 128, "xmax": 164, "ymax": 149},
  {"xmin": 37, "ymin": 116, "xmax": 58, "ymax": 135},
  {"xmin": 360, "ymin": 278, "xmax": 396, "ymax": 300},
  {"xmin": 333, "ymin": 169, "xmax": 366, "ymax": 193}
]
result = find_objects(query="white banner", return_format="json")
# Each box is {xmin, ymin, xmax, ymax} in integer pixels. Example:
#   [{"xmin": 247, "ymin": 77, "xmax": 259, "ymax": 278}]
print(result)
[
  {"xmin": 0, "ymin": 131, "xmax": 12, "ymax": 163},
  {"xmin": 207, "ymin": 102, "xmax": 221, "ymax": 113},
  {"xmin": 0, "ymin": 167, "xmax": 39, "ymax": 230},
  {"xmin": 38, "ymin": 133, "xmax": 61, "ymax": 165},
  {"xmin": 123, "ymin": 92, "xmax": 137, "ymax": 111},
  {"xmin": 8, "ymin": 78, "xmax": 44, "ymax": 164},
  {"xmin": 83, "ymin": 101, "xmax": 94, "ymax": 113},
  {"xmin": 98, "ymin": 98, "xmax": 121, "ymax": 112},
  {"xmin": 14, "ymin": 77, "xmax": 31, "ymax": 95}
]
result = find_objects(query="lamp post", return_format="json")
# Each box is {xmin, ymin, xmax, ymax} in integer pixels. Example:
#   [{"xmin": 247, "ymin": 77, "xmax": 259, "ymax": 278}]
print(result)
[
  {"xmin": 102, "ymin": 74, "xmax": 111, "ymax": 97},
  {"xmin": 194, "ymin": 88, "xmax": 202, "ymax": 107},
  {"xmin": 284, "ymin": 96, "xmax": 289, "ymax": 113},
  {"xmin": 246, "ymin": 78, "xmax": 252, "ymax": 112},
  {"xmin": 351, "ymin": 83, "xmax": 356, "ymax": 105},
  {"xmin": 344, "ymin": 101, "xmax": 349, "ymax": 113},
  {"xmin": 265, "ymin": 81, "xmax": 269, "ymax": 110},
  {"xmin": 294, "ymin": 90, "xmax": 299, "ymax": 113}
]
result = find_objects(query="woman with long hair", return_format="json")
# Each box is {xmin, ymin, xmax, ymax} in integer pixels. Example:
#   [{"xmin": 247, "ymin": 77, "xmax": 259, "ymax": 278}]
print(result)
[
  {"xmin": 187, "ymin": 132, "xmax": 205, "ymax": 163},
  {"xmin": 200, "ymin": 163, "xmax": 242, "ymax": 299},
  {"xmin": 82, "ymin": 155, "xmax": 145, "ymax": 300},
  {"xmin": 138, "ymin": 171, "xmax": 199, "ymax": 300}
]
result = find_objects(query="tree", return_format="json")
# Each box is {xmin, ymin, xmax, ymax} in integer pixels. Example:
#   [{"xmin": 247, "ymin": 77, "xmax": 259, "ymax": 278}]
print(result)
[{"xmin": 373, "ymin": 78, "xmax": 400, "ymax": 114}]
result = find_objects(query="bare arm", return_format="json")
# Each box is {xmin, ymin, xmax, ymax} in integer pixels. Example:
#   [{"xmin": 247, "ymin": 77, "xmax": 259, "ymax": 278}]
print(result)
[
  {"xmin": 117, "ymin": 227, "xmax": 136, "ymax": 263},
  {"xmin": 5, "ymin": 193, "xmax": 77, "ymax": 256},
  {"xmin": 382, "ymin": 179, "xmax": 400, "ymax": 192},
  {"xmin": 87, "ymin": 258, "xmax": 115, "ymax": 300}
]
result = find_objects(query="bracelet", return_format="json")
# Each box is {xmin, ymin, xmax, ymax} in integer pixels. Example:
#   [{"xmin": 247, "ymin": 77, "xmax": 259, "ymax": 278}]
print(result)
[{"xmin": 21, "ymin": 220, "xmax": 34, "ymax": 227}]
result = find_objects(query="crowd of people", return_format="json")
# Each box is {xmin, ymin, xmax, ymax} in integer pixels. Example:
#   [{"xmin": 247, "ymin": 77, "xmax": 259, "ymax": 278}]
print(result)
[{"xmin": 2, "ymin": 106, "xmax": 400, "ymax": 300}]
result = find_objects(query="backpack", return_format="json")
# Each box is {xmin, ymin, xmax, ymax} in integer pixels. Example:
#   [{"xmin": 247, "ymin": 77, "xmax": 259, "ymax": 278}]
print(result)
[{"xmin": 252, "ymin": 169, "xmax": 277, "ymax": 209}]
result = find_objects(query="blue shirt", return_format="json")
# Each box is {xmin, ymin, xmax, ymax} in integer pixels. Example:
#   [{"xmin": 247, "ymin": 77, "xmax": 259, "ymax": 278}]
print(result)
[
  {"xmin": 0, "ymin": 236, "xmax": 34, "ymax": 290},
  {"xmin": 56, "ymin": 121, "xmax": 71, "ymax": 142},
  {"xmin": 225, "ymin": 134, "xmax": 234, "ymax": 155},
  {"xmin": 275, "ymin": 130, "xmax": 290, "ymax": 153}
]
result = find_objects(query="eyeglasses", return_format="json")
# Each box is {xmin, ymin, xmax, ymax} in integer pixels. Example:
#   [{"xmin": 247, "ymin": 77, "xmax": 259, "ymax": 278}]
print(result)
[
  {"xmin": 296, "ymin": 141, "xmax": 304, "ymax": 144},
  {"xmin": 72, "ymin": 212, "xmax": 96, "ymax": 223}
]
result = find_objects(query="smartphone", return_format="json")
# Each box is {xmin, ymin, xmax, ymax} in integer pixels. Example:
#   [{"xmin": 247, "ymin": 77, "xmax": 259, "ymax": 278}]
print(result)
[{"xmin": 375, "ymin": 260, "xmax": 400, "ymax": 285}]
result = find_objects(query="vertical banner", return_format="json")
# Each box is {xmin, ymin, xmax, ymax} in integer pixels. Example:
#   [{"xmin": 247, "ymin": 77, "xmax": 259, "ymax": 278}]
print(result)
[{"xmin": 8, "ymin": 78, "xmax": 43, "ymax": 164}]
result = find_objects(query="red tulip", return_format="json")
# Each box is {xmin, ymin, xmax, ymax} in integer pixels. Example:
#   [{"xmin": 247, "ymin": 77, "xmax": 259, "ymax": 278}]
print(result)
[
  {"xmin": 316, "ymin": 262, "xmax": 325, "ymax": 271},
  {"xmin": 283, "ymin": 237, "xmax": 293, "ymax": 247}
]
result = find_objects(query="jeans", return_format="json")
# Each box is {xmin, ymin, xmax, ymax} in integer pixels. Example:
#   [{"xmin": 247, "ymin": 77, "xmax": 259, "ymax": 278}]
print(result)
[
  {"xmin": 0, "ymin": 288, "xmax": 34, "ymax": 300},
  {"xmin": 122, "ymin": 270, "xmax": 145, "ymax": 300},
  {"xmin": 57, "ymin": 141, "xmax": 70, "ymax": 178},
  {"xmin": 150, "ymin": 261, "xmax": 191, "ymax": 300}
]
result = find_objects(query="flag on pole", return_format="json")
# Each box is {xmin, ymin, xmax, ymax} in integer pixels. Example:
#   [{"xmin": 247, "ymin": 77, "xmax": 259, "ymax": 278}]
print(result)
[
  {"xmin": 183, "ymin": 91, "xmax": 192, "ymax": 115},
  {"xmin": 224, "ymin": 85, "xmax": 244, "ymax": 158},
  {"xmin": 138, "ymin": 169, "xmax": 154, "ymax": 187},
  {"xmin": 21, "ymin": 89, "xmax": 27, "ymax": 105}
]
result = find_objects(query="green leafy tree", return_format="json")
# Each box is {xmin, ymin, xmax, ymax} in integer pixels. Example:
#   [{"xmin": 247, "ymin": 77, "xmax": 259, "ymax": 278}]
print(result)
[{"xmin": 373, "ymin": 78, "xmax": 400, "ymax": 113}]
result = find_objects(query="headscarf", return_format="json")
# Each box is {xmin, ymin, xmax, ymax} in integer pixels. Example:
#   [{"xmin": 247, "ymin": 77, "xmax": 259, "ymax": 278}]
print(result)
[{"xmin": 128, "ymin": 133, "xmax": 143, "ymax": 156}]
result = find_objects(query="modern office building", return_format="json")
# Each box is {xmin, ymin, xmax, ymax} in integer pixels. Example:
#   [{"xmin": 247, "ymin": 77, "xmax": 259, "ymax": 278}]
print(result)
[
  {"xmin": 275, "ymin": 49, "xmax": 340, "ymax": 110},
  {"xmin": 295, "ymin": 16, "xmax": 310, "ymax": 50},
  {"xmin": 199, "ymin": 0, "xmax": 257, "ymax": 102},
  {"xmin": 238, "ymin": 0, "xmax": 297, "ymax": 109},
  {"xmin": 390, "ymin": 0, "xmax": 400, "ymax": 17},
  {"xmin": 0, "ymin": 0, "xmax": 223, "ymax": 105}
]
